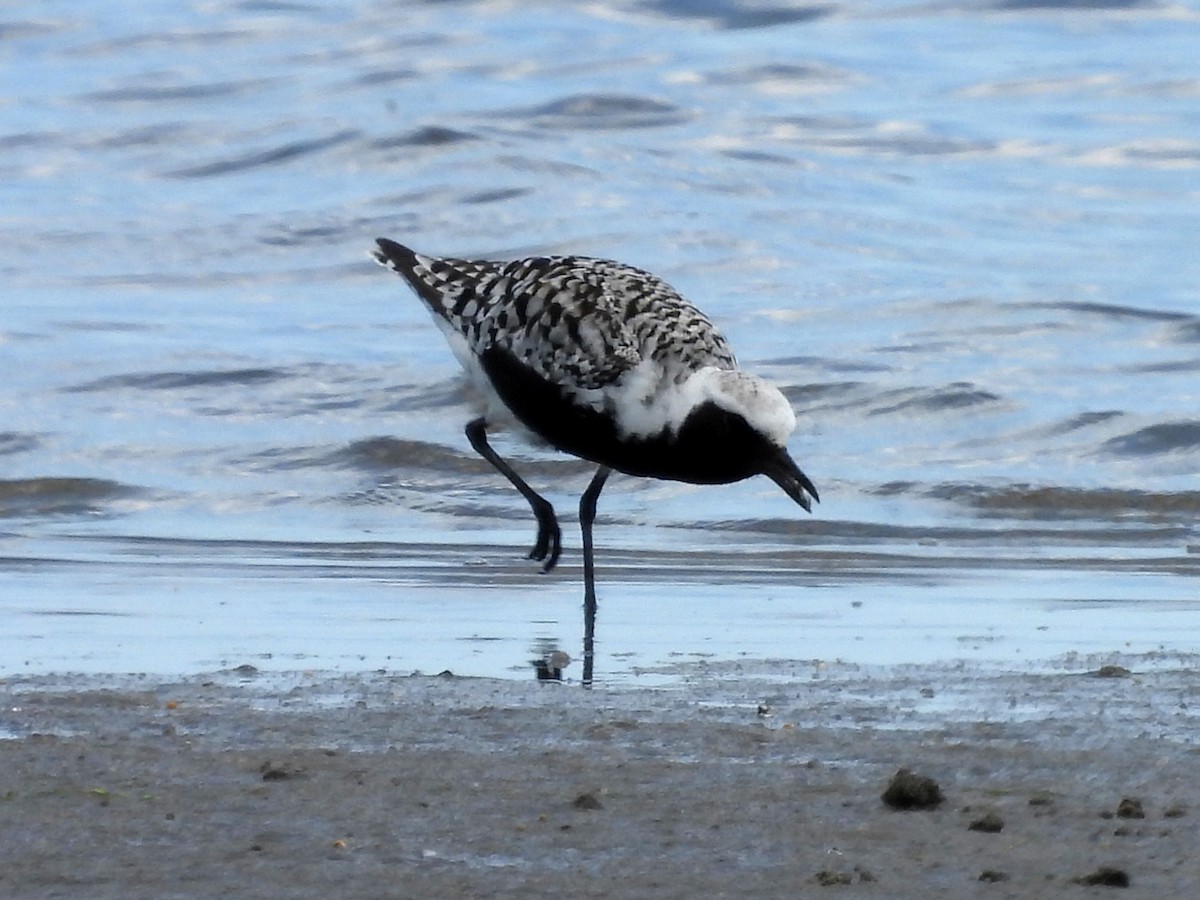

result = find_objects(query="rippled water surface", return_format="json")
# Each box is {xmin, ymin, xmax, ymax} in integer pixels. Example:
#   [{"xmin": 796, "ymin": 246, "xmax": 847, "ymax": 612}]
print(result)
[{"xmin": 3, "ymin": 0, "xmax": 1198, "ymax": 681}]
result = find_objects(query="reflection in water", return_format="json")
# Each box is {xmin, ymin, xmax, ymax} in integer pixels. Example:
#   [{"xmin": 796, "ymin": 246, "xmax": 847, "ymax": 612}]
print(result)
[{"xmin": 530, "ymin": 644, "xmax": 571, "ymax": 682}]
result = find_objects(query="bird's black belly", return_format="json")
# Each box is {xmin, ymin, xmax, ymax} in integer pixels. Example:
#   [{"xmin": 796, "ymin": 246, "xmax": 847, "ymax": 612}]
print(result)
[{"xmin": 479, "ymin": 348, "xmax": 769, "ymax": 485}]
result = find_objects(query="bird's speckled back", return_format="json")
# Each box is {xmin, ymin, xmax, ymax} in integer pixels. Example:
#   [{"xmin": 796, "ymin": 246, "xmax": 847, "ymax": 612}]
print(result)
[{"xmin": 375, "ymin": 240, "xmax": 737, "ymax": 394}]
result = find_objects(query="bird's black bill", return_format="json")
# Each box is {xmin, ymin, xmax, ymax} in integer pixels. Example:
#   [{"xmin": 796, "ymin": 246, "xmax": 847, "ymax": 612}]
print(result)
[{"xmin": 761, "ymin": 447, "xmax": 819, "ymax": 513}]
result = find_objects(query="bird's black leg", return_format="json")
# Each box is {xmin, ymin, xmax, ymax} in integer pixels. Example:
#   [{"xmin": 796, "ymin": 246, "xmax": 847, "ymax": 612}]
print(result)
[
  {"xmin": 464, "ymin": 418, "xmax": 562, "ymax": 572},
  {"xmin": 579, "ymin": 465, "xmax": 611, "ymax": 688}
]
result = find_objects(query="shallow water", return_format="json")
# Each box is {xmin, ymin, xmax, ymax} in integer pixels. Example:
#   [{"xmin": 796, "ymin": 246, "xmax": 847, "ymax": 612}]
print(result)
[{"xmin": 3, "ymin": 0, "xmax": 1198, "ymax": 682}]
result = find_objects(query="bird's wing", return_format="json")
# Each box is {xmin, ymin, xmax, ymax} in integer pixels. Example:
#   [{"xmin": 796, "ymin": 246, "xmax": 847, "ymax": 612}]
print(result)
[
  {"xmin": 578, "ymin": 257, "xmax": 737, "ymax": 378},
  {"xmin": 374, "ymin": 238, "xmax": 735, "ymax": 392}
]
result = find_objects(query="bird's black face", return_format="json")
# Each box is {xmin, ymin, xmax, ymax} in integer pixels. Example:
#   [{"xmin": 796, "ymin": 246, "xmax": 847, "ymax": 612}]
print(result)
[{"xmin": 667, "ymin": 403, "xmax": 819, "ymax": 511}]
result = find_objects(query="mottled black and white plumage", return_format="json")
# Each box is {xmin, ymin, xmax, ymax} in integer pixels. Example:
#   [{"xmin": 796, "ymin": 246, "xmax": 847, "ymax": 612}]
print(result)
[
  {"xmin": 373, "ymin": 237, "xmax": 819, "ymax": 684},
  {"xmin": 391, "ymin": 248, "xmax": 736, "ymax": 387}
]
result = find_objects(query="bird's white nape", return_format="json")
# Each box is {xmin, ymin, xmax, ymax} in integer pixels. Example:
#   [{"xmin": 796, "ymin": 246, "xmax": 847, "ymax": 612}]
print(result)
[
  {"xmin": 692, "ymin": 368, "xmax": 797, "ymax": 446},
  {"xmin": 599, "ymin": 362, "xmax": 797, "ymax": 446},
  {"xmin": 600, "ymin": 362, "xmax": 796, "ymax": 448}
]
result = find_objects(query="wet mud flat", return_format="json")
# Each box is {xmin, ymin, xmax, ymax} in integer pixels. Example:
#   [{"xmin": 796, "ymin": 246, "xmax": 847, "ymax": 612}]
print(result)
[{"xmin": 1, "ymin": 654, "xmax": 1196, "ymax": 898}]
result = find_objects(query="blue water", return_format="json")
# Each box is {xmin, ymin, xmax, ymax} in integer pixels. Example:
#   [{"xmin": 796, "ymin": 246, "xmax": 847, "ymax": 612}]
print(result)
[{"xmin": 3, "ymin": 0, "xmax": 1198, "ymax": 682}]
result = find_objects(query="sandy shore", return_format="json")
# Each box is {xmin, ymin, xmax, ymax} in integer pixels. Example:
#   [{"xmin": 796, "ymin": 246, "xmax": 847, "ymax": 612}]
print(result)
[{"xmin": 1, "ymin": 653, "xmax": 1196, "ymax": 898}]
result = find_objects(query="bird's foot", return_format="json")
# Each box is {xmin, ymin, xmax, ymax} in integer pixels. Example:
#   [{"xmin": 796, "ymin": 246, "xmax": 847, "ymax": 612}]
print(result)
[{"xmin": 527, "ymin": 510, "xmax": 562, "ymax": 573}]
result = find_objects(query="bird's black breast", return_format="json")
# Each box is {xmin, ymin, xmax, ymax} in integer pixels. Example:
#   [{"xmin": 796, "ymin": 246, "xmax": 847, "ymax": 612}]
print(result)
[{"xmin": 479, "ymin": 347, "xmax": 771, "ymax": 486}]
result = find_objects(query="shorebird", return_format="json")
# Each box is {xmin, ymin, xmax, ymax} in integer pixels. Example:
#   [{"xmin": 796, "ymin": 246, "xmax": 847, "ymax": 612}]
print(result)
[{"xmin": 373, "ymin": 238, "xmax": 819, "ymax": 683}]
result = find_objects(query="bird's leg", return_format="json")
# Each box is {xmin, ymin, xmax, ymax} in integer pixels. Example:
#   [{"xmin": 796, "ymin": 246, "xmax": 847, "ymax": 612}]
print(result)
[
  {"xmin": 579, "ymin": 465, "xmax": 611, "ymax": 688},
  {"xmin": 464, "ymin": 418, "xmax": 562, "ymax": 571}
]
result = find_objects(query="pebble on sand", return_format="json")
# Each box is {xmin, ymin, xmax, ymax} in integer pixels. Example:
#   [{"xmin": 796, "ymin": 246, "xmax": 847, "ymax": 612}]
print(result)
[{"xmin": 881, "ymin": 768, "xmax": 944, "ymax": 810}]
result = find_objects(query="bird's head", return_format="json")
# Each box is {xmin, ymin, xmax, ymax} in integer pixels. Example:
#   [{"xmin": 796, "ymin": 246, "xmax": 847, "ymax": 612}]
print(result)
[{"xmin": 695, "ymin": 368, "xmax": 820, "ymax": 512}]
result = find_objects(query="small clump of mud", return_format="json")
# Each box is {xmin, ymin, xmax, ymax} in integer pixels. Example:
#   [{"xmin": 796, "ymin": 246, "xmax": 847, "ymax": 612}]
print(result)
[
  {"xmin": 881, "ymin": 768, "xmax": 944, "ymax": 810},
  {"xmin": 1115, "ymin": 797, "xmax": 1145, "ymax": 819},
  {"xmin": 967, "ymin": 810, "xmax": 1004, "ymax": 833},
  {"xmin": 572, "ymin": 792, "xmax": 603, "ymax": 810},
  {"xmin": 1072, "ymin": 866, "xmax": 1130, "ymax": 887}
]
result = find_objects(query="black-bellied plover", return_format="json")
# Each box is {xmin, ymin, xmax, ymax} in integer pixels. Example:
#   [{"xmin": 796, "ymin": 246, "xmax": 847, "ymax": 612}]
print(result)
[{"xmin": 373, "ymin": 238, "xmax": 818, "ymax": 684}]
